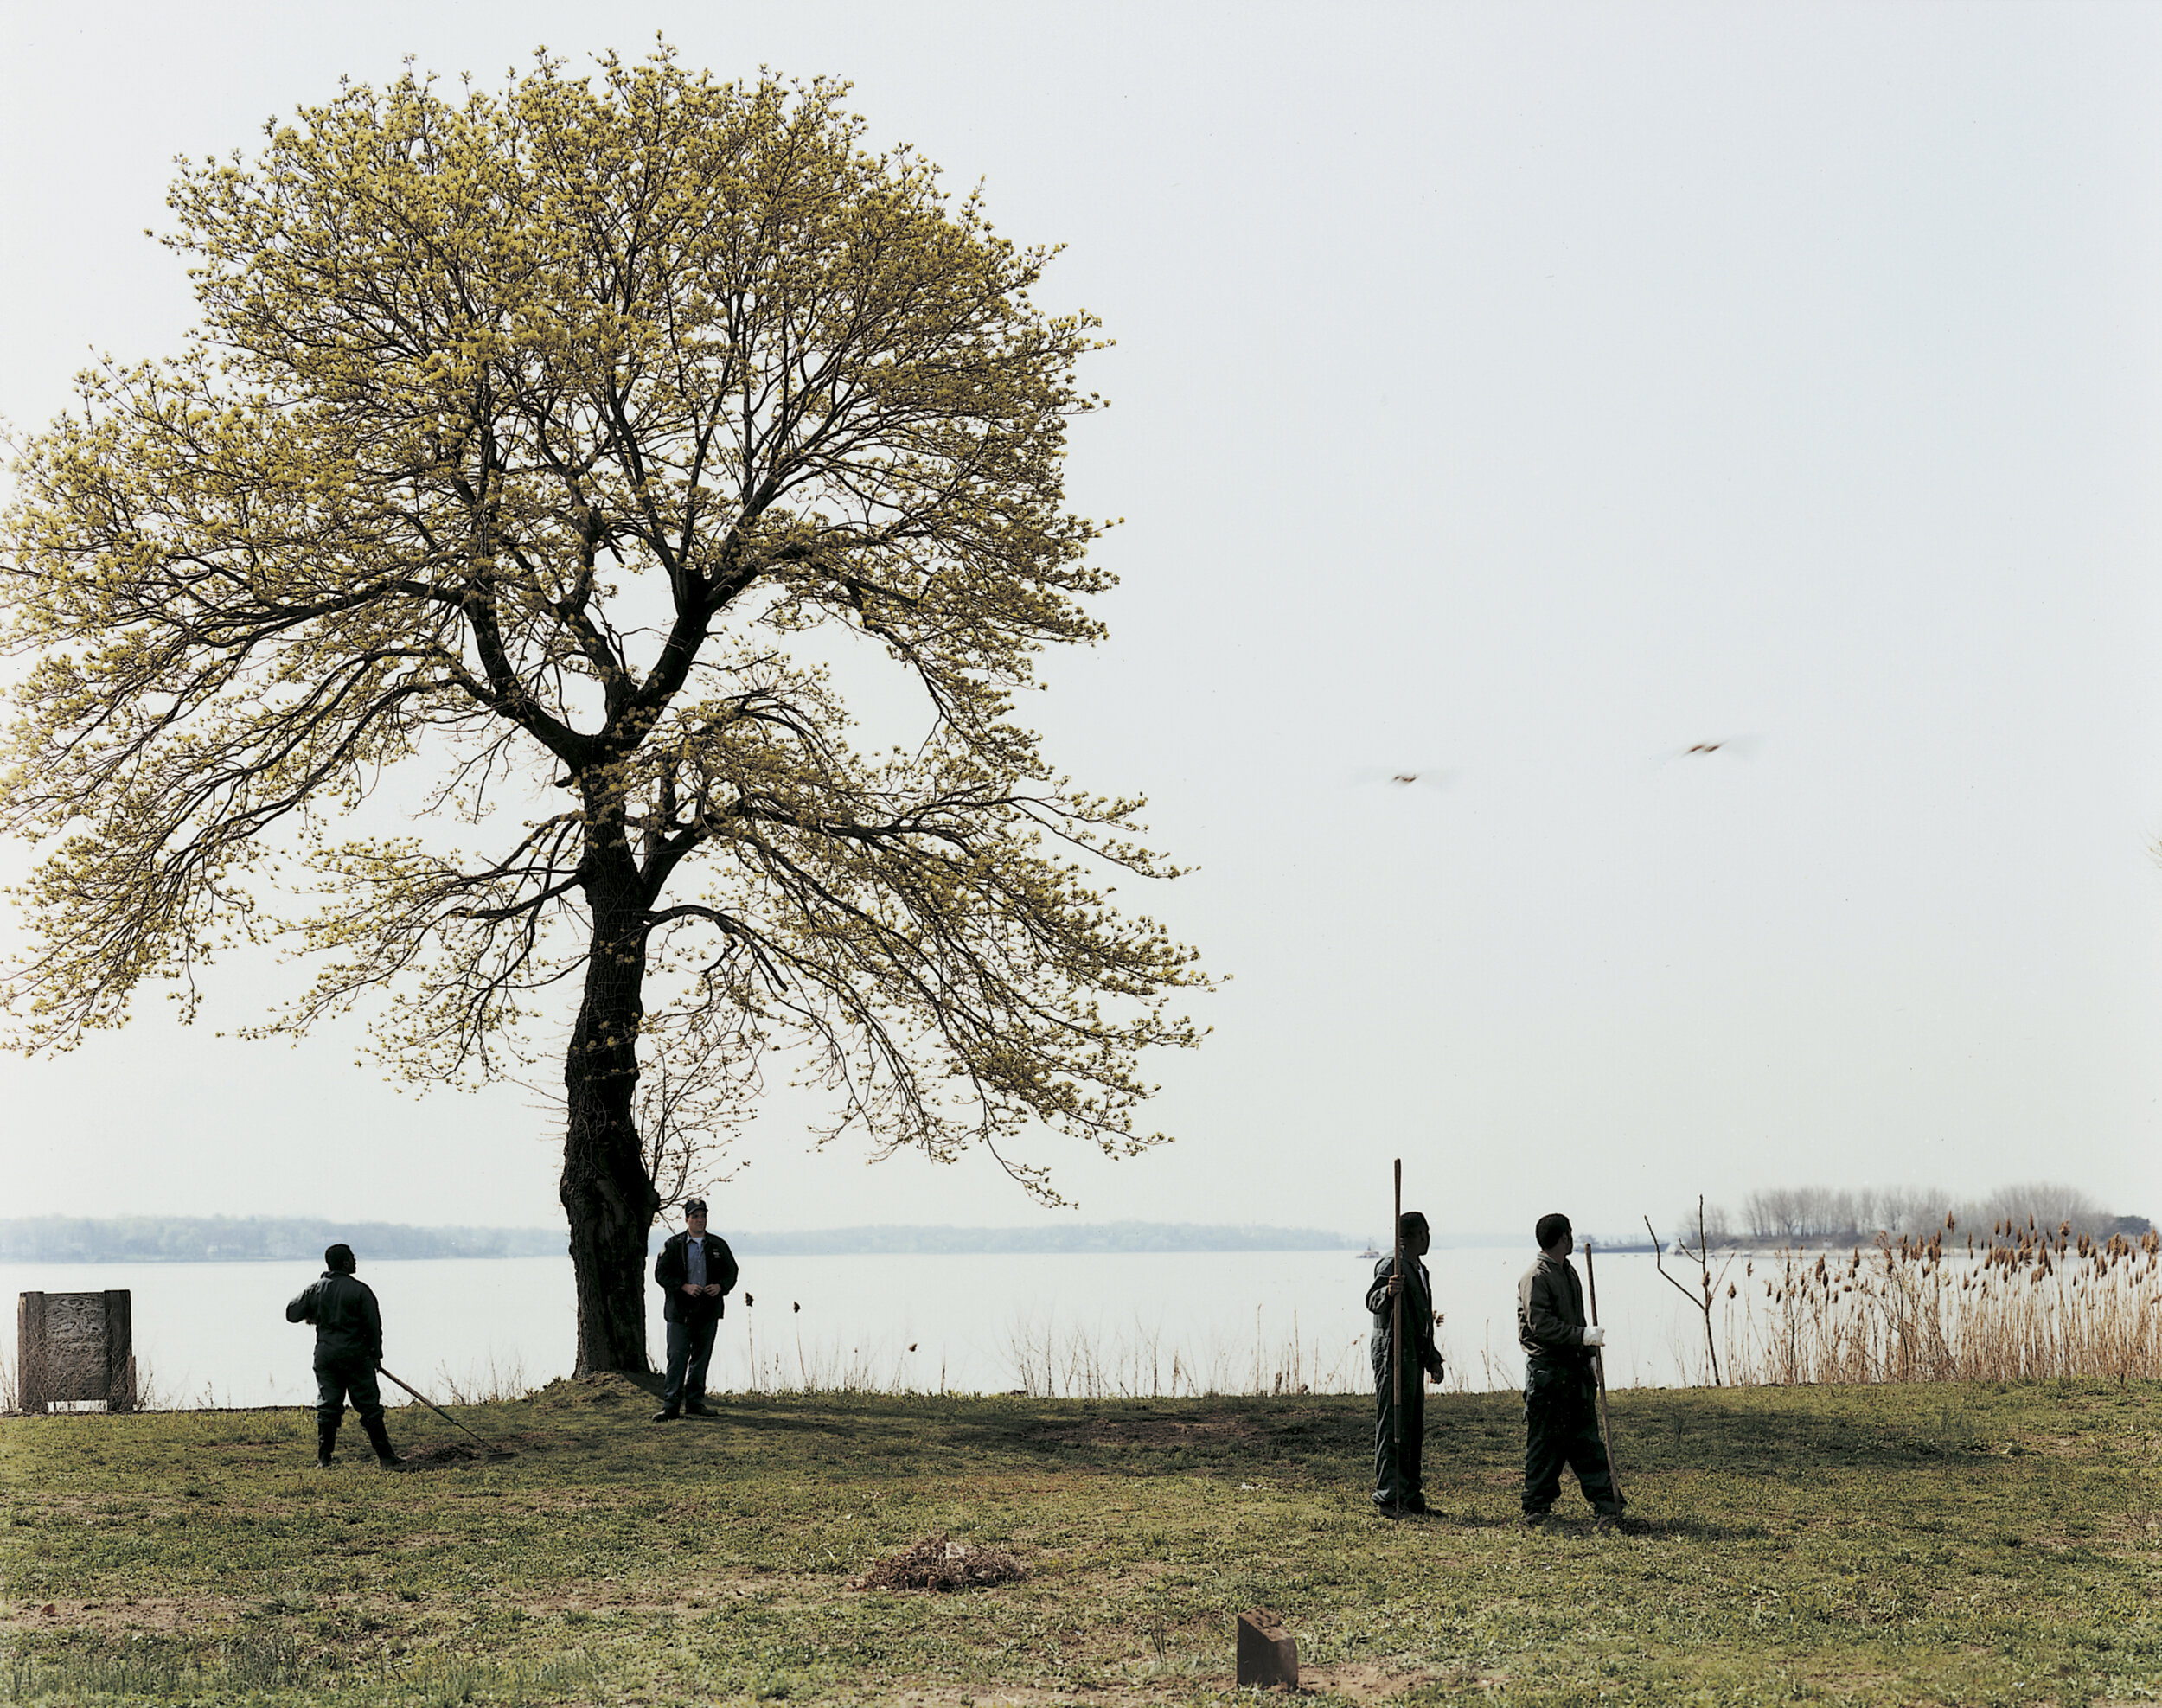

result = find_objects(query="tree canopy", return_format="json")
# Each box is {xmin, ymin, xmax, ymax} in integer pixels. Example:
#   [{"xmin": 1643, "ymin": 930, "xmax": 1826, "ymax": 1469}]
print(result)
[{"xmin": 0, "ymin": 50, "xmax": 1206, "ymax": 1371}]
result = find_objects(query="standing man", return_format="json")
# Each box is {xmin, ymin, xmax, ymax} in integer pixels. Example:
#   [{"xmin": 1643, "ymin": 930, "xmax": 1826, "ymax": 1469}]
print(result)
[
  {"xmin": 1517, "ymin": 1212, "xmax": 1623, "ymax": 1526},
  {"xmin": 653, "ymin": 1197, "xmax": 739, "ymax": 1423},
  {"xmin": 1366, "ymin": 1209, "xmax": 1446, "ymax": 1516},
  {"xmin": 286, "ymin": 1243, "xmax": 402, "ymax": 1470}
]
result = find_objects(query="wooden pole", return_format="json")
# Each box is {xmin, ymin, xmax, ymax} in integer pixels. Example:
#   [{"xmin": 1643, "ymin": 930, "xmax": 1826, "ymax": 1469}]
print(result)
[
  {"xmin": 375, "ymin": 1364, "xmax": 501, "ymax": 1451},
  {"xmin": 1391, "ymin": 1159, "xmax": 1404, "ymax": 1463},
  {"xmin": 1585, "ymin": 1240, "xmax": 1623, "ymax": 1503}
]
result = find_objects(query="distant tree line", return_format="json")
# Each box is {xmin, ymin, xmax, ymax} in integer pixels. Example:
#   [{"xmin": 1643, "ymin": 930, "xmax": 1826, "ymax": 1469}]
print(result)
[
  {"xmin": 1677, "ymin": 1182, "xmax": 2149, "ymax": 1247},
  {"xmin": 0, "ymin": 1217, "xmax": 566, "ymax": 1263}
]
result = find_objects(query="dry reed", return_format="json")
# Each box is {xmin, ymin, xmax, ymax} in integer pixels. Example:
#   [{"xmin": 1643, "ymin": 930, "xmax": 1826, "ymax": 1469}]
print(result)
[{"xmin": 1724, "ymin": 1222, "xmax": 2162, "ymax": 1385}]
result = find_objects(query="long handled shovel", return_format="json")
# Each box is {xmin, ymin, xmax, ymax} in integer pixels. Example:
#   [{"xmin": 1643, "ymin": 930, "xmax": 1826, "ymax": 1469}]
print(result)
[
  {"xmin": 1583, "ymin": 1242, "xmax": 1623, "ymax": 1506},
  {"xmin": 375, "ymin": 1363, "xmax": 502, "ymax": 1453}
]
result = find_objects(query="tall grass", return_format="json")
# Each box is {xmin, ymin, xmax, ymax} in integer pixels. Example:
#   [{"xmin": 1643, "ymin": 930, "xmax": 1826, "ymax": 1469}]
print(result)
[
  {"xmin": 432, "ymin": 1353, "xmax": 534, "ymax": 1405},
  {"xmin": 1001, "ymin": 1309, "xmax": 1374, "ymax": 1398},
  {"xmin": 1724, "ymin": 1225, "xmax": 2162, "ymax": 1385}
]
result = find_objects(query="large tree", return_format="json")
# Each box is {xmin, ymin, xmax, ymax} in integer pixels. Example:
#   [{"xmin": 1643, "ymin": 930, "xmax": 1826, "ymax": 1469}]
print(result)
[{"xmin": 0, "ymin": 52, "xmax": 1204, "ymax": 1372}]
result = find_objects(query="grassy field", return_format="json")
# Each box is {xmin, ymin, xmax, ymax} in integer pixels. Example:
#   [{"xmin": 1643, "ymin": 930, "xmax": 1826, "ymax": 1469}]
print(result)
[{"xmin": 4, "ymin": 1375, "xmax": 2161, "ymax": 1705}]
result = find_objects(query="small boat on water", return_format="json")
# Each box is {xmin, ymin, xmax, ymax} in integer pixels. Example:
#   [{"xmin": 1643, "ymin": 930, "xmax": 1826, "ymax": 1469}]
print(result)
[{"xmin": 1356, "ymin": 1245, "xmax": 1382, "ymax": 1259}]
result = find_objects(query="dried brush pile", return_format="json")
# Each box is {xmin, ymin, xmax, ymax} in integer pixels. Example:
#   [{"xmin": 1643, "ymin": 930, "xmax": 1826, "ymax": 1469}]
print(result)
[
  {"xmin": 1728, "ymin": 1224, "xmax": 2162, "ymax": 1385},
  {"xmin": 850, "ymin": 1533, "xmax": 1027, "ymax": 1592}
]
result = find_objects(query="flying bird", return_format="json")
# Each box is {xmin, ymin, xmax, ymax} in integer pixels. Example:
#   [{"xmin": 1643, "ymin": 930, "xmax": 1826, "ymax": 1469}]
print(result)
[
  {"xmin": 1348, "ymin": 765, "xmax": 1459, "ymax": 790},
  {"xmin": 1651, "ymin": 735, "xmax": 1763, "ymax": 766}
]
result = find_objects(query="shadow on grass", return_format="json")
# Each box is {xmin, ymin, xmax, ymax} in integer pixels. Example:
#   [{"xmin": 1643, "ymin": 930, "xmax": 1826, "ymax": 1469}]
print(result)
[
  {"xmin": 1599, "ymin": 1389, "xmax": 2011, "ymax": 1477},
  {"xmin": 932, "ymin": 1389, "xmax": 2024, "ymax": 1499},
  {"xmin": 713, "ymin": 1409, "xmax": 886, "ymax": 1439}
]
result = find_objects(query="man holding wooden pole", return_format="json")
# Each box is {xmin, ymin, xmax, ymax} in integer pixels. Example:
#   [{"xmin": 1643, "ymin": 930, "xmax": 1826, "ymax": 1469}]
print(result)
[
  {"xmin": 285, "ymin": 1243, "xmax": 403, "ymax": 1471},
  {"xmin": 1516, "ymin": 1212, "xmax": 1625, "ymax": 1528},
  {"xmin": 1366, "ymin": 1177, "xmax": 1445, "ymax": 1517}
]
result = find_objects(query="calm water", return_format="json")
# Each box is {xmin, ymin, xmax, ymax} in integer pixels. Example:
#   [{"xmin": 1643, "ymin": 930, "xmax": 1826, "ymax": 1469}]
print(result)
[{"xmin": 1, "ymin": 1246, "xmax": 1731, "ymax": 1408}]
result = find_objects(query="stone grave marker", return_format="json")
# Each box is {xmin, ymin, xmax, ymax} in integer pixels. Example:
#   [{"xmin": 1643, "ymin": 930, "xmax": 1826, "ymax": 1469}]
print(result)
[
  {"xmin": 16, "ymin": 1290, "xmax": 136, "ymax": 1413},
  {"xmin": 1235, "ymin": 1608, "xmax": 1298, "ymax": 1688}
]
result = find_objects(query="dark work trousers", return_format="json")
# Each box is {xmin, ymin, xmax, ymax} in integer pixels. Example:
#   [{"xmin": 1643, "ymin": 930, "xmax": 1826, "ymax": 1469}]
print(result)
[
  {"xmin": 315, "ymin": 1354, "xmax": 386, "ymax": 1431},
  {"xmin": 1371, "ymin": 1345, "xmax": 1426, "ymax": 1506},
  {"xmin": 1522, "ymin": 1359, "xmax": 1621, "ymax": 1516},
  {"xmin": 662, "ymin": 1315, "xmax": 720, "ymax": 1414}
]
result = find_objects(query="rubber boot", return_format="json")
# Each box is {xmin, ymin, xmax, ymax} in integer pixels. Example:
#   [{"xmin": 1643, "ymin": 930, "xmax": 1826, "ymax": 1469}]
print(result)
[
  {"xmin": 314, "ymin": 1417, "xmax": 338, "ymax": 1469},
  {"xmin": 361, "ymin": 1413, "xmax": 404, "ymax": 1471}
]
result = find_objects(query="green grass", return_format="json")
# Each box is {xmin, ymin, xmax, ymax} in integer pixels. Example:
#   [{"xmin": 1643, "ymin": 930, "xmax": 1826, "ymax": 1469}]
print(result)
[{"xmin": 5, "ymin": 1374, "xmax": 2162, "ymax": 1705}]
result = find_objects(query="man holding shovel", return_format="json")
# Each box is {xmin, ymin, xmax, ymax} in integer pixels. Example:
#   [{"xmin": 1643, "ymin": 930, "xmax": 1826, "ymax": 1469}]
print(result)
[{"xmin": 1517, "ymin": 1212, "xmax": 1623, "ymax": 1527}]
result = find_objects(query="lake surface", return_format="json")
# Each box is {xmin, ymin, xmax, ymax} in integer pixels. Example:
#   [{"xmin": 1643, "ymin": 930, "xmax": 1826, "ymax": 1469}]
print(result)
[{"xmin": 1, "ymin": 1246, "xmax": 1737, "ymax": 1408}]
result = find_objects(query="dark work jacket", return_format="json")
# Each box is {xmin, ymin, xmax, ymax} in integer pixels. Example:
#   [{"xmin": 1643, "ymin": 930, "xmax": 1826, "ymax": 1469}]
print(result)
[
  {"xmin": 655, "ymin": 1230, "xmax": 739, "ymax": 1325},
  {"xmin": 1516, "ymin": 1252, "xmax": 1592, "ymax": 1369},
  {"xmin": 1366, "ymin": 1254, "xmax": 1443, "ymax": 1380},
  {"xmin": 285, "ymin": 1270, "xmax": 383, "ymax": 1365}
]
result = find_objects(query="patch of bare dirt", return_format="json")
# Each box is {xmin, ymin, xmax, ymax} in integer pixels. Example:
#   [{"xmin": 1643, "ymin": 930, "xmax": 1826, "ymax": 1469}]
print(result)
[
  {"xmin": 2018, "ymin": 1432, "xmax": 2093, "ymax": 1458},
  {"xmin": 1297, "ymin": 1661, "xmax": 1455, "ymax": 1700},
  {"xmin": 0, "ymin": 1596, "xmax": 243, "ymax": 1636},
  {"xmin": 510, "ymin": 1578, "xmax": 796, "ymax": 1616},
  {"xmin": 395, "ymin": 1440, "xmax": 519, "ymax": 1468},
  {"xmin": 878, "ymin": 1666, "xmax": 1449, "ymax": 1705},
  {"xmin": 851, "ymin": 1533, "xmax": 1028, "ymax": 1592}
]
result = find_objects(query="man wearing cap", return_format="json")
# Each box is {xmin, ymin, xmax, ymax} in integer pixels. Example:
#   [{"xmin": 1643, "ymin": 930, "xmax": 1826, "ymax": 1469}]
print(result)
[
  {"xmin": 285, "ymin": 1243, "xmax": 402, "ymax": 1470},
  {"xmin": 1517, "ymin": 1212, "xmax": 1623, "ymax": 1526},
  {"xmin": 652, "ymin": 1198, "xmax": 739, "ymax": 1423}
]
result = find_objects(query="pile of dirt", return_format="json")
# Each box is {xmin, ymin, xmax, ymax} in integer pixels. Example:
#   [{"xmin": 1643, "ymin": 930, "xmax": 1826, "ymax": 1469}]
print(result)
[
  {"xmin": 533, "ymin": 1372, "xmax": 652, "ymax": 1410},
  {"xmin": 850, "ymin": 1533, "xmax": 1027, "ymax": 1593}
]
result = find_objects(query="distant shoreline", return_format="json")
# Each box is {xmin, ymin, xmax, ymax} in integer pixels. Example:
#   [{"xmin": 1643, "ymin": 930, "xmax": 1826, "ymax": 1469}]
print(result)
[
  {"xmin": 15, "ymin": 1214, "xmax": 2122, "ymax": 1266},
  {"xmin": 1, "ymin": 1216, "xmax": 1370, "ymax": 1263}
]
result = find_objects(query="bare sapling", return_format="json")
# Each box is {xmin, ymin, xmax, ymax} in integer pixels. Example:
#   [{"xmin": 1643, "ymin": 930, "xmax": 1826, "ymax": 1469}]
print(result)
[{"xmin": 1647, "ymin": 1196, "xmax": 1737, "ymax": 1386}]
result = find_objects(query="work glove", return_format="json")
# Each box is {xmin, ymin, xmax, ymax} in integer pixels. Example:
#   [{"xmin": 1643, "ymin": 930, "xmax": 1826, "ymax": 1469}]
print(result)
[{"xmin": 1583, "ymin": 1326, "xmax": 1607, "ymax": 1349}]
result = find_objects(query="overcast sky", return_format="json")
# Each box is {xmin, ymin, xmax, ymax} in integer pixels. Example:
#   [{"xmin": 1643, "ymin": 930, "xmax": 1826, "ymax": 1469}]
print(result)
[{"xmin": 3, "ymin": 2, "xmax": 2160, "ymax": 1244}]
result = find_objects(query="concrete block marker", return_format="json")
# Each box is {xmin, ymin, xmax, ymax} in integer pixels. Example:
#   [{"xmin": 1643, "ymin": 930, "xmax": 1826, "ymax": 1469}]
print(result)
[{"xmin": 1236, "ymin": 1608, "xmax": 1298, "ymax": 1689}]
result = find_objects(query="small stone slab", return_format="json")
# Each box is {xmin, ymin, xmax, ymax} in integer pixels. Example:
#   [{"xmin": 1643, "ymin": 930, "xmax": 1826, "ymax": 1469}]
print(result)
[{"xmin": 1236, "ymin": 1608, "xmax": 1298, "ymax": 1689}]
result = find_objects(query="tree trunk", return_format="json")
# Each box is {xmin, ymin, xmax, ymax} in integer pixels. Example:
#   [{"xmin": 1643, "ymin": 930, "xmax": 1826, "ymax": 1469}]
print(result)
[{"xmin": 560, "ymin": 879, "xmax": 657, "ymax": 1375}]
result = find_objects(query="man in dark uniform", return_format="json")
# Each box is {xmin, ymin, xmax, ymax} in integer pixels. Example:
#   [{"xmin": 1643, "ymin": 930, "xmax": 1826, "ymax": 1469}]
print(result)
[
  {"xmin": 652, "ymin": 1197, "xmax": 739, "ymax": 1423},
  {"xmin": 1517, "ymin": 1212, "xmax": 1622, "ymax": 1526},
  {"xmin": 285, "ymin": 1243, "xmax": 402, "ymax": 1470},
  {"xmin": 1366, "ymin": 1209, "xmax": 1446, "ymax": 1516}
]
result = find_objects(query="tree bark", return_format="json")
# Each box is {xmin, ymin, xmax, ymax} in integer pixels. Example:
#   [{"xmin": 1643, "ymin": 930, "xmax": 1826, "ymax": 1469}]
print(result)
[{"xmin": 559, "ymin": 867, "xmax": 657, "ymax": 1375}]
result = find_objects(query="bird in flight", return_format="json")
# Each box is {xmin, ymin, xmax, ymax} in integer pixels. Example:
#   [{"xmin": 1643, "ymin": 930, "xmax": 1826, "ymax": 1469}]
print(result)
[
  {"xmin": 1651, "ymin": 734, "xmax": 1762, "ymax": 766},
  {"xmin": 1349, "ymin": 765, "xmax": 1457, "ymax": 790}
]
